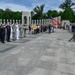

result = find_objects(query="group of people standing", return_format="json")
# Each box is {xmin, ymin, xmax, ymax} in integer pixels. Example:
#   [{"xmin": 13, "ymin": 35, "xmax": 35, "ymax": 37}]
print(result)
[
  {"xmin": 0, "ymin": 23, "xmax": 27, "ymax": 43},
  {"xmin": 31, "ymin": 24, "xmax": 48, "ymax": 34},
  {"xmin": 30, "ymin": 24, "xmax": 55, "ymax": 34},
  {"xmin": 48, "ymin": 24, "xmax": 55, "ymax": 33},
  {"xmin": 0, "ymin": 22, "xmax": 55, "ymax": 43},
  {"xmin": 0, "ymin": 24, "xmax": 11, "ymax": 43}
]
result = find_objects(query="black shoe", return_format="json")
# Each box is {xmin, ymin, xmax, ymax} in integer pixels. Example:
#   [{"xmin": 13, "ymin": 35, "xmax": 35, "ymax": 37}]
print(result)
[
  {"xmin": 7, "ymin": 40, "xmax": 11, "ymax": 42},
  {"xmin": 2, "ymin": 42, "xmax": 5, "ymax": 43}
]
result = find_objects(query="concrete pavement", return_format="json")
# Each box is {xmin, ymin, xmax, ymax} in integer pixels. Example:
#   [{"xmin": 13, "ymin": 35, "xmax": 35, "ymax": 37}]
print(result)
[{"xmin": 0, "ymin": 29, "xmax": 75, "ymax": 75}]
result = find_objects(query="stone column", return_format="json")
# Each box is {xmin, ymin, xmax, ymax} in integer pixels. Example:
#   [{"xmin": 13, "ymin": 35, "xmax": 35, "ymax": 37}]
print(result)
[
  {"xmin": 34, "ymin": 20, "xmax": 36, "ymax": 25},
  {"xmin": 0, "ymin": 19, "xmax": 2, "ymax": 24},
  {"xmin": 32, "ymin": 20, "xmax": 33, "ymax": 24},
  {"xmin": 13, "ymin": 20, "xmax": 15, "ymax": 24},
  {"xmin": 7, "ymin": 19, "xmax": 8, "ymax": 22},
  {"xmin": 3, "ymin": 19, "xmax": 5, "ymax": 25},
  {"xmin": 37, "ymin": 20, "xmax": 38, "ymax": 25},
  {"xmin": 10, "ymin": 20, "xmax": 12, "ymax": 25},
  {"xmin": 41, "ymin": 19, "xmax": 43, "ymax": 25},
  {"xmin": 19, "ymin": 20, "xmax": 21, "ymax": 24}
]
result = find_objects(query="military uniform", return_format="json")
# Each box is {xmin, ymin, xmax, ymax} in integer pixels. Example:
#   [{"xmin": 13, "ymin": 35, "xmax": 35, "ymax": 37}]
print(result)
[
  {"xmin": 1, "ymin": 25, "xmax": 5, "ymax": 43},
  {"xmin": 16, "ymin": 24, "xmax": 19, "ymax": 39},
  {"xmin": 19, "ymin": 24, "xmax": 23, "ymax": 38},
  {"xmin": 6, "ymin": 24, "xmax": 11, "ymax": 42},
  {"xmin": 23, "ymin": 25, "xmax": 26, "ymax": 37},
  {"xmin": 12, "ymin": 24, "xmax": 16, "ymax": 41}
]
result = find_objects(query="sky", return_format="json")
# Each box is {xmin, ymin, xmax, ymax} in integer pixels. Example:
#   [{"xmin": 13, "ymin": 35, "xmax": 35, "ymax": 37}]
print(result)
[{"xmin": 0, "ymin": 0, "xmax": 75, "ymax": 12}]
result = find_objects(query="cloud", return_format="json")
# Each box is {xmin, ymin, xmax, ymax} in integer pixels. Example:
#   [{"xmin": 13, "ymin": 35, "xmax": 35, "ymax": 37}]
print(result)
[
  {"xmin": 0, "ymin": 0, "xmax": 64, "ymax": 12},
  {"xmin": 54, "ymin": 7, "xmax": 63, "ymax": 12},
  {"xmin": 0, "ymin": 2, "xmax": 32, "ymax": 12},
  {"xmin": 31, "ymin": 0, "xmax": 63, "ymax": 12}
]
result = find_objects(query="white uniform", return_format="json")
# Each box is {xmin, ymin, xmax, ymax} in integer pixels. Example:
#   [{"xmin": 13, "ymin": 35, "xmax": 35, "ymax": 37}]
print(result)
[
  {"xmin": 10, "ymin": 24, "xmax": 13, "ymax": 39},
  {"xmin": 69, "ymin": 26, "xmax": 72, "ymax": 32},
  {"xmin": 16, "ymin": 24, "xmax": 19, "ymax": 39}
]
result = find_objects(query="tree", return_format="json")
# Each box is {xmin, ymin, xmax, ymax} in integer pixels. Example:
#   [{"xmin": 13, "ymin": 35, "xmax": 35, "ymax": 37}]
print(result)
[
  {"xmin": 46, "ymin": 10, "xmax": 59, "ymax": 18},
  {"xmin": 59, "ymin": 0, "xmax": 75, "ymax": 22},
  {"xmin": 46, "ymin": 10, "xmax": 52, "ymax": 18},
  {"xmin": 0, "ymin": 9, "xmax": 4, "ymax": 19},
  {"xmin": 59, "ymin": 0, "xmax": 75, "ymax": 9},
  {"xmin": 0, "ymin": 8, "xmax": 22, "ymax": 21},
  {"xmin": 32, "ymin": 4, "xmax": 45, "ymax": 19},
  {"xmin": 62, "ymin": 8, "xmax": 73, "ymax": 22},
  {"xmin": 5, "ymin": 8, "xmax": 12, "ymax": 12}
]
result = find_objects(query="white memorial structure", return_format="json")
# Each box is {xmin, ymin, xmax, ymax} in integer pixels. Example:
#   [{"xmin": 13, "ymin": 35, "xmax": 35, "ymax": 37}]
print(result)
[
  {"xmin": 61, "ymin": 20, "xmax": 70, "ymax": 29},
  {"xmin": 22, "ymin": 12, "xmax": 31, "ymax": 25},
  {"xmin": 0, "ymin": 12, "xmax": 61, "ymax": 27}
]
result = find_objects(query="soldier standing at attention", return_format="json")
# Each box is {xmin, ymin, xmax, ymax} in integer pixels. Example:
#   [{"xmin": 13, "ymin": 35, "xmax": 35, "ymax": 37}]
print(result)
[
  {"xmin": 19, "ymin": 24, "xmax": 23, "ymax": 38},
  {"xmin": 23, "ymin": 25, "xmax": 26, "ymax": 37},
  {"xmin": 6, "ymin": 23, "xmax": 11, "ymax": 42},
  {"xmin": 16, "ymin": 24, "xmax": 19, "ymax": 39},
  {"xmin": 48, "ymin": 24, "xmax": 51, "ymax": 33},
  {"xmin": 1, "ymin": 24, "xmax": 5, "ymax": 43},
  {"xmin": 29, "ymin": 25, "xmax": 31, "ymax": 34},
  {"xmin": 12, "ymin": 24, "xmax": 16, "ymax": 41}
]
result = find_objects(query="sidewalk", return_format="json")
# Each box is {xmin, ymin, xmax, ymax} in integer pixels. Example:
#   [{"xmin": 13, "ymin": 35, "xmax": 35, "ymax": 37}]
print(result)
[
  {"xmin": 0, "ymin": 32, "xmax": 44, "ymax": 52},
  {"xmin": 0, "ymin": 29, "xmax": 75, "ymax": 75}
]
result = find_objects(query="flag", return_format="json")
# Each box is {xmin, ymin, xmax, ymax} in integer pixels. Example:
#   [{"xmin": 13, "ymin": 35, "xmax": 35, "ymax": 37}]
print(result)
[{"xmin": 50, "ymin": 16, "xmax": 61, "ymax": 28}]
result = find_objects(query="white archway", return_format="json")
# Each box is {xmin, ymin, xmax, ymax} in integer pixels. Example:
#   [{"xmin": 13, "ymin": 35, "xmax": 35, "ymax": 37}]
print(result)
[{"xmin": 22, "ymin": 12, "xmax": 31, "ymax": 25}]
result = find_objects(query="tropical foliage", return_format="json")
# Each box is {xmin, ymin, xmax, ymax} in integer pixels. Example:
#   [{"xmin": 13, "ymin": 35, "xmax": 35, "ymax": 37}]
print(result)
[{"xmin": 0, "ymin": 0, "xmax": 75, "ymax": 22}]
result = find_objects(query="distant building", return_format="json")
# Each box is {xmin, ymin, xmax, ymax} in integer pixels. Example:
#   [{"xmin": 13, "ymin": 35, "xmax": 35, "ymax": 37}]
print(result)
[{"xmin": 61, "ymin": 20, "xmax": 70, "ymax": 29}]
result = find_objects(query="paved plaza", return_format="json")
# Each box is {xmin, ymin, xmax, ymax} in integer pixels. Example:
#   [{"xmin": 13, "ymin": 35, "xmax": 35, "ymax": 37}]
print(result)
[{"xmin": 0, "ymin": 29, "xmax": 75, "ymax": 75}]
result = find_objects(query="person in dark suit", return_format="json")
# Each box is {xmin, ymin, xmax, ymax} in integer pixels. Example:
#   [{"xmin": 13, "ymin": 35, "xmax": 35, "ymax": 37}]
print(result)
[
  {"xmin": 6, "ymin": 24, "xmax": 11, "ymax": 42},
  {"xmin": 48, "ymin": 24, "xmax": 51, "ymax": 33},
  {"xmin": 1, "ymin": 24, "xmax": 5, "ymax": 43},
  {"xmin": 29, "ymin": 25, "xmax": 31, "ymax": 34}
]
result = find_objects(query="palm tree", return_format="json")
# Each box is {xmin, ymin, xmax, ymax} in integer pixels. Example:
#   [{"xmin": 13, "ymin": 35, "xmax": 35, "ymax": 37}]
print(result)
[
  {"xmin": 33, "ymin": 4, "xmax": 45, "ymax": 19},
  {"xmin": 59, "ymin": 0, "xmax": 75, "ymax": 22},
  {"xmin": 59, "ymin": 0, "xmax": 75, "ymax": 10}
]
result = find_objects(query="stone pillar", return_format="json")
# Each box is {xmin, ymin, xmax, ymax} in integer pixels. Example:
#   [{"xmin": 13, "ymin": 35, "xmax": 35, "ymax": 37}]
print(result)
[
  {"xmin": 32, "ymin": 20, "xmax": 33, "ymax": 24},
  {"xmin": 16, "ymin": 20, "xmax": 19, "ymax": 39},
  {"xmin": 10, "ymin": 20, "xmax": 12, "ymax": 25},
  {"xmin": 45, "ymin": 19, "xmax": 46, "ymax": 25},
  {"xmin": 46, "ymin": 19, "xmax": 48, "ymax": 25},
  {"xmin": 3, "ymin": 19, "xmax": 5, "ymax": 25},
  {"xmin": 34, "ymin": 20, "xmax": 36, "ymax": 25},
  {"xmin": 12, "ymin": 20, "xmax": 16, "ymax": 40},
  {"xmin": 41, "ymin": 19, "xmax": 43, "ymax": 25},
  {"xmin": 43, "ymin": 19, "xmax": 44, "ymax": 25},
  {"xmin": 16, "ymin": 20, "xmax": 18, "ymax": 24},
  {"xmin": 7, "ymin": 19, "xmax": 9, "ymax": 25},
  {"xmin": 22, "ymin": 12, "xmax": 31, "ymax": 25},
  {"xmin": 48, "ymin": 19, "xmax": 49, "ymax": 24},
  {"xmin": 0, "ymin": 19, "xmax": 2, "ymax": 24},
  {"xmin": 19, "ymin": 20, "xmax": 21, "ymax": 24},
  {"xmin": 13, "ymin": 20, "xmax": 15, "ymax": 24},
  {"xmin": 37, "ymin": 20, "xmax": 38, "ymax": 25}
]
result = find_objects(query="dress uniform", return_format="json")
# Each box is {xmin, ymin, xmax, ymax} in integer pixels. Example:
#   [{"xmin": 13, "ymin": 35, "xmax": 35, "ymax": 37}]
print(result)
[
  {"xmin": 1, "ymin": 24, "xmax": 5, "ymax": 43},
  {"xmin": 19, "ymin": 25, "xmax": 23, "ymax": 38},
  {"xmin": 6, "ymin": 24, "xmax": 11, "ymax": 42},
  {"xmin": 12, "ymin": 24, "xmax": 16, "ymax": 41}
]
